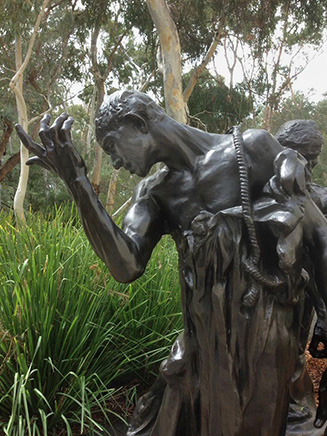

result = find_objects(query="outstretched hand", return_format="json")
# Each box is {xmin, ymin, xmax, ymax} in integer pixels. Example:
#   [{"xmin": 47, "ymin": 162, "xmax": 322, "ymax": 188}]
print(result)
[{"xmin": 15, "ymin": 113, "xmax": 87, "ymax": 185}]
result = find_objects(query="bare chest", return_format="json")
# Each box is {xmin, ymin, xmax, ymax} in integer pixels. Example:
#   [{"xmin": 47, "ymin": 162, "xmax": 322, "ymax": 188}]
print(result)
[
  {"xmin": 150, "ymin": 130, "xmax": 281, "ymax": 235},
  {"xmin": 153, "ymin": 152, "xmax": 244, "ymax": 234}
]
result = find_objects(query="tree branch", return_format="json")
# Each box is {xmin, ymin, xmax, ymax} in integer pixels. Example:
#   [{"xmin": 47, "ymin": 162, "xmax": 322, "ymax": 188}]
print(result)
[
  {"xmin": 27, "ymin": 85, "xmax": 94, "ymax": 127},
  {"xmin": 10, "ymin": 0, "xmax": 51, "ymax": 90},
  {"xmin": 104, "ymin": 32, "xmax": 126, "ymax": 79},
  {"xmin": 28, "ymin": 105, "xmax": 53, "ymax": 126},
  {"xmin": 0, "ymin": 152, "xmax": 20, "ymax": 183},
  {"xmin": 0, "ymin": 119, "xmax": 13, "ymax": 161},
  {"xmin": 224, "ymin": 35, "xmax": 239, "ymax": 89},
  {"xmin": 183, "ymin": 27, "xmax": 223, "ymax": 103},
  {"xmin": 0, "ymin": 37, "xmax": 16, "ymax": 70},
  {"xmin": 139, "ymin": 68, "xmax": 159, "ymax": 92},
  {"xmin": 48, "ymin": 31, "xmax": 72, "ymax": 89},
  {"xmin": 90, "ymin": 23, "xmax": 102, "ymax": 83},
  {"xmin": 48, "ymin": 0, "xmax": 67, "ymax": 11}
]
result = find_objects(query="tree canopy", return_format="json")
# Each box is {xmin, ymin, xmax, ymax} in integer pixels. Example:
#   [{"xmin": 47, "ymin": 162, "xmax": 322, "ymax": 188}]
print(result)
[{"xmin": 0, "ymin": 0, "xmax": 327, "ymax": 215}]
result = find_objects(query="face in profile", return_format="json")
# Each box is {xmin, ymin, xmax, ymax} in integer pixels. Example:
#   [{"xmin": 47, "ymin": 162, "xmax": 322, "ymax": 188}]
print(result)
[
  {"xmin": 275, "ymin": 120, "xmax": 323, "ymax": 172},
  {"xmin": 96, "ymin": 91, "xmax": 166, "ymax": 177},
  {"xmin": 101, "ymin": 117, "xmax": 156, "ymax": 177},
  {"xmin": 300, "ymin": 144, "xmax": 321, "ymax": 170}
]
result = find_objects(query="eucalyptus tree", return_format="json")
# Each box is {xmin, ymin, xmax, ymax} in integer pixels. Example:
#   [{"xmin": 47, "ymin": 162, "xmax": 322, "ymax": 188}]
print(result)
[
  {"xmin": 223, "ymin": 0, "xmax": 327, "ymax": 131},
  {"xmin": 3, "ymin": 0, "xmax": 50, "ymax": 221},
  {"xmin": 186, "ymin": 71, "xmax": 253, "ymax": 133},
  {"xmin": 74, "ymin": 0, "xmax": 162, "ymax": 207},
  {"xmin": 0, "ymin": 0, "xmax": 82, "ymax": 219},
  {"xmin": 124, "ymin": 0, "xmax": 327, "ymax": 126},
  {"xmin": 314, "ymin": 96, "xmax": 327, "ymax": 136},
  {"xmin": 73, "ymin": 0, "xmax": 127, "ymax": 193}
]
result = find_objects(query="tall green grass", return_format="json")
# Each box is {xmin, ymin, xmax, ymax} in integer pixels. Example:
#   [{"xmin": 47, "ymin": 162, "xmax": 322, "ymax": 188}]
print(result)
[{"xmin": 0, "ymin": 207, "xmax": 182, "ymax": 435}]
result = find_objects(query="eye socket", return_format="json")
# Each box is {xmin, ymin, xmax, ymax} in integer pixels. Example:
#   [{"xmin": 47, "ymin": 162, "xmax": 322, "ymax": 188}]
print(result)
[{"xmin": 103, "ymin": 138, "xmax": 115, "ymax": 153}]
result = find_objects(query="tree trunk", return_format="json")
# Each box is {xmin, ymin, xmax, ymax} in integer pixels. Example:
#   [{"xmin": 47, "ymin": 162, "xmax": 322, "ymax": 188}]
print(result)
[
  {"xmin": 86, "ymin": 86, "xmax": 97, "ymax": 154},
  {"xmin": 146, "ymin": 0, "xmax": 187, "ymax": 124},
  {"xmin": 11, "ymin": 34, "xmax": 29, "ymax": 223},
  {"xmin": 89, "ymin": 24, "xmax": 125, "ymax": 195},
  {"xmin": 262, "ymin": 2, "xmax": 290, "ymax": 133},
  {"xmin": 0, "ymin": 119, "xmax": 13, "ymax": 160},
  {"xmin": 183, "ymin": 29, "xmax": 223, "ymax": 103},
  {"xmin": 262, "ymin": 104, "xmax": 273, "ymax": 132},
  {"xmin": 90, "ymin": 24, "xmax": 106, "ymax": 193},
  {"xmin": 106, "ymin": 168, "xmax": 119, "ymax": 213},
  {"xmin": 0, "ymin": 152, "xmax": 20, "ymax": 183},
  {"xmin": 91, "ymin": 145, "xmax": 103, "ymax": 194},
  {"xmin": 9, "ymin": 0, "xmax": 50, "ymax": 222}
]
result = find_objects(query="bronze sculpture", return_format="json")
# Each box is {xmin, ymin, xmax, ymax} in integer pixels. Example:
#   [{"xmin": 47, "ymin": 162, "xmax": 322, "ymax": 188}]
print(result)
[
  {"xmin": 16, "ymin": 90, "xmax": 327, "ymax": 436},
  {"xmin": 276, "ymin": 119, "xmax": 327, "ymax": 214}
]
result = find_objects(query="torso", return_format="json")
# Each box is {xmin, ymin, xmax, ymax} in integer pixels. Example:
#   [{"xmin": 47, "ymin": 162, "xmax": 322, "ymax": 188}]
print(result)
[{"xmin": 145, "ymin": 129, "xmax": 283, "ymax": 237}]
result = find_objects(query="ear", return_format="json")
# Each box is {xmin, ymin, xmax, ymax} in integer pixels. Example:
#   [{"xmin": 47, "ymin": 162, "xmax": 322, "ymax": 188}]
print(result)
[{"xmin": 124, "ymin": 112, "xmax": 148, "ymax": 134}]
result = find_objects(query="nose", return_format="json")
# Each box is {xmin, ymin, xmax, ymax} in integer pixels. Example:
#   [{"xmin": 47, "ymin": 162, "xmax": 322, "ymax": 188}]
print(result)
[{"xmin": 113, "ymin": 157, "xmax": 123, "ymax": 169}]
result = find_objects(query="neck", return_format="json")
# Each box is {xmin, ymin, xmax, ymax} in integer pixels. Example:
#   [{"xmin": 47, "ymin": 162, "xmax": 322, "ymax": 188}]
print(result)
[{"xmin": 153, "ymin": 117, "xmax": 217, "ymax": 170}]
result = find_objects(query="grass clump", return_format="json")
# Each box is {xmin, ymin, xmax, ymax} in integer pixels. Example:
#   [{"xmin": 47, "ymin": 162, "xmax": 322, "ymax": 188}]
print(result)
[{"xmin": 0, "ymin": 206, "xmax": 182, "ymax": 435}]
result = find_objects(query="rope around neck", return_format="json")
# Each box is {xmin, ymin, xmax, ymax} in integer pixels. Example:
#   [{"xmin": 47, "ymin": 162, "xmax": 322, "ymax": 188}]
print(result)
[{"xmin": 232, "ymin": 126, "xmax": 283, "ymax": 310}]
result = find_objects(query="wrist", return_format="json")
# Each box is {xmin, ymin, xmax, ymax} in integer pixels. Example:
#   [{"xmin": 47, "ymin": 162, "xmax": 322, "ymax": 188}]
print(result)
[
  {"xmin": 64, "ymin": 163, "xmax": 87, "ymax": 184},
  {"xmin": 66, "ymin": 171, "xmax": 91, "ymax": 195}
]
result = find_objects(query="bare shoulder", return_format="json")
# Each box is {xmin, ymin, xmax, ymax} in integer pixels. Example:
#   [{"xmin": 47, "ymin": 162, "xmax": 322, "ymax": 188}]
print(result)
[
  {"xmin": 243, "ymin": 128, "xmax": 277, "ymax": 143},
  {"xmin": 132, "ymin": 167, "xmax": 169, "ymax": 201},
  {"xmin": 122, "ymin": 169, "xmax": 169, "ymax": 237},
  {"xmin": 243, "ymin": 128, "xmax": 283, "ymax": 156}
]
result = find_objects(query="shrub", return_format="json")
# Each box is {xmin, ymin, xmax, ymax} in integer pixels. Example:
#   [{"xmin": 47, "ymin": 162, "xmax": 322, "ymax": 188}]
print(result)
[{"xmin": 0, "ymin": 207, "xmax": 182, "ymax": 435}]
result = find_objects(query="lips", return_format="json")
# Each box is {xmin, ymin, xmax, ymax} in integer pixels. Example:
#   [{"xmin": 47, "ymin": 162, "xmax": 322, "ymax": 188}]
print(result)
[
  {"xmin": 112, "ymin": 157, "xmax": 136, "ymax": 174},
  {"xmin": 123, "ymin": 160, "xmax": 138, "ymax": 174},
  {"xmin": 112, "ymin": 157, "xmax": 123, "ymax": 169}
]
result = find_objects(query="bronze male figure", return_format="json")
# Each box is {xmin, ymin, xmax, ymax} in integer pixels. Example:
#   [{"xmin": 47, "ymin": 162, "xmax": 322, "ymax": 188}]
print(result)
[{"xmin": 16, "ymin": 90, "xmax": 327, "ymax": 436}]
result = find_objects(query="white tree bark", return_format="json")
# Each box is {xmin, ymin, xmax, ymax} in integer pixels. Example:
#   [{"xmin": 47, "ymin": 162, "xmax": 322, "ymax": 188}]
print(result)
[
  {"xmin": 86, "ymin": 86, "xmax": 97, "ymax": 154},
  {"xmin": 183, "ymin": 29, "xmax": 223, "ymax": 103},
  {"xmin": 9, "ymin": 0, "xmax": 50, "ymax": 222},
  {"xmin": 90, "ymin": 25, "xmax": 125, "ymax": 192},
  {"xmin": 146, "ymin": 0, "xmax": 187, "ymax": 124},
  {"xmin": 106, "ymin": 168, "xmax": 119, "ymax": 213},
  {"xmin": 11, "ymin": 34, "xmax": 29, "ymax": 223}
]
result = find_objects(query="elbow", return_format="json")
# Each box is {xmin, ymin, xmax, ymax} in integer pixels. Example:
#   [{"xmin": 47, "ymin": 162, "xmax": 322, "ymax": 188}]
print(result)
[
  {"xmin": 98, "ymin": 239, "xmax": 149, "ymax": 283},
  {"xmin": 108, "ymin": 262, "xmax": 145, "ymax": 284}
]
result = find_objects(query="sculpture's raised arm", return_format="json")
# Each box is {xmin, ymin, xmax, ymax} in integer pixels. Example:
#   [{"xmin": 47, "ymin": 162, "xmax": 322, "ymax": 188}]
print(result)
[{"xmin": 16, "ymin": 113, "xmax": 163, "ymax": 283}]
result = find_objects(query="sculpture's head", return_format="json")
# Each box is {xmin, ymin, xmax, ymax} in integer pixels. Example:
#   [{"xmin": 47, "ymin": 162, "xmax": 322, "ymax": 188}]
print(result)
[
  {"xmin": 95, "ymin": 90, "xmax": 165, "ymax": 176},
  {"xmin": 275, "ymin": 120, "xmax": 324, "ymax": 170}
]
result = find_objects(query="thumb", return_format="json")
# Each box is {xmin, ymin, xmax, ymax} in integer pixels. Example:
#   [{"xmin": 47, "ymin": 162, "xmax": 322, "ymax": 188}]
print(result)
[{"xmin": 26, "ymin": 157, "xmax": 52, "ymax": 172}]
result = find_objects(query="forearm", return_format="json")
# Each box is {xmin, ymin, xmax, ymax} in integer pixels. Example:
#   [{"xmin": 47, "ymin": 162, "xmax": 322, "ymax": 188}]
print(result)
[
  {"xmin": 67, "ymin": 176, "xmax": 145, "ymax": 283},
  {"xmin": 16, "ymin": 114, "xmax": 154, "ymax": 282}
]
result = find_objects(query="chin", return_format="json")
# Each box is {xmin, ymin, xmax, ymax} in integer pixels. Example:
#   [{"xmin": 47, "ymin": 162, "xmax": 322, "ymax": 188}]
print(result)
[{"xmin": 135, "ymin": 168, "xmax": 148, "ymax": 177}]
